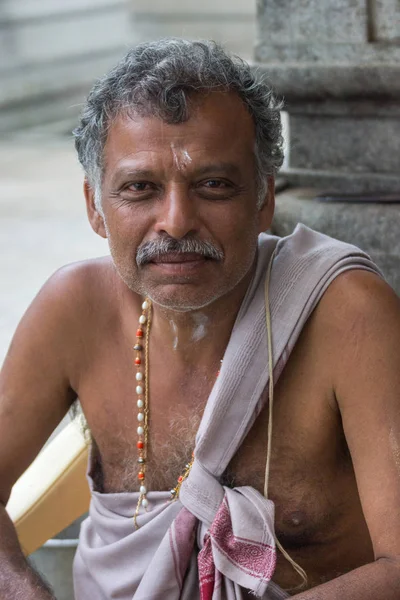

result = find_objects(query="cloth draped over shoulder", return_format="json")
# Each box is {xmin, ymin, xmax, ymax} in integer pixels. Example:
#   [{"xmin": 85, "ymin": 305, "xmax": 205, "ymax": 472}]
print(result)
[{"xmin": 73, "ymin": 225, "xmax": 382, "ymax": 600}]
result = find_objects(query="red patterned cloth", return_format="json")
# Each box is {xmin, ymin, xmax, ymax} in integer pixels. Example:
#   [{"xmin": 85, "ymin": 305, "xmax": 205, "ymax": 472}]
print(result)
[{"xmin": 198, "ymin": 492, "xmax": 276, "ymax": 599}]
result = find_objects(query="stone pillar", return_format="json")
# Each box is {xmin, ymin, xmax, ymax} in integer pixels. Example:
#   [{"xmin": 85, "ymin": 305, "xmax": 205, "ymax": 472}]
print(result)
[
  {"xmin": 255, "ymin": 0, "xmax": 400, "ymax": 193},
  {"xmin": 254, "ymin": 1, "xmax": 400, "ymax": 294}
]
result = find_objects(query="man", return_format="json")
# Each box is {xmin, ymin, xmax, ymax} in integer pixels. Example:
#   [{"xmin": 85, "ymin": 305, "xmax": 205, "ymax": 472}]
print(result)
[{"xmin": 1, "ymin": 39, "xmax": 400, "ymax": 599}]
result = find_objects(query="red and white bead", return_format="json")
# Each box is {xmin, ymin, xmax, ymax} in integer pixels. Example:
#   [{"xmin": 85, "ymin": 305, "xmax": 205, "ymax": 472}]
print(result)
[{"xmin": 135, "ymin": 299, "xmax": 150, "ymax": 511}]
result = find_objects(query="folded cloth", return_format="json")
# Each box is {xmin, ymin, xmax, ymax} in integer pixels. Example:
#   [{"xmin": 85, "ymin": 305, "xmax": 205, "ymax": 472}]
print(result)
[{"xmin": 74, "ymin": 225, "xmax": 382, "ymax": 600}]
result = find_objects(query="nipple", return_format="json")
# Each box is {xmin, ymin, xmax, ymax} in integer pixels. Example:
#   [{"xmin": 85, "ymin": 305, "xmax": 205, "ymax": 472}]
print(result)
[{"xmin": 287, "ymin": 511, "xmax": 305, "ymax": 528}]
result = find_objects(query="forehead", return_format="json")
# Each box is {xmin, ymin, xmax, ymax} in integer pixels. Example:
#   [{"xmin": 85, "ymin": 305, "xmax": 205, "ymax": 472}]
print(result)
[{"xmin": 102, "ymin": 91, "xmax": 256, "ymax": 175}]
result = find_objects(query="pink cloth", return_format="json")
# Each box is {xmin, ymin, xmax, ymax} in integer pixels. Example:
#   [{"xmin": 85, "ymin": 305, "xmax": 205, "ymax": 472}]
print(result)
[{"xmin": 73, "ymin": 225, "xmax": 381, "ymax": 599}]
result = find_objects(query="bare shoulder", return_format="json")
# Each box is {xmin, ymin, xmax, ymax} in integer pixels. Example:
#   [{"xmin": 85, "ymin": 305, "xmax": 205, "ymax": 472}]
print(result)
[
  {"xmin": 313, "ymin": 268, "xmax": 400, "ymax": 339},
  {"xmin": 2, "ymin": 255, "xmax": 118, "ymax": 387},
  {"xmin": 309, "ymin": 268, "xmax": 400, "ymax": 403},
  {"xmin": 41, "ymin": 255, "xmax": 115, "ymax": 306},
  {"xmin": 26, "ymin": 255, "xmax": 119, "ymax": 328}
]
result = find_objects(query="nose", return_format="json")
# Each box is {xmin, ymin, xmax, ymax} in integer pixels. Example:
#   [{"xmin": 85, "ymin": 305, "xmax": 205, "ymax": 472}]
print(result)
[{"xmin": 154, "ymin": 184, "xmax": 198, "ymax": 239}]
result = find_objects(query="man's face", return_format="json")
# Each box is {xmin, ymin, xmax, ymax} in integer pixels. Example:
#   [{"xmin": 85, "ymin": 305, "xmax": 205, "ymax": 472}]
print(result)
[{"xmin": 88, "ymin": 91, "xmax": 274, "ymax": 311}]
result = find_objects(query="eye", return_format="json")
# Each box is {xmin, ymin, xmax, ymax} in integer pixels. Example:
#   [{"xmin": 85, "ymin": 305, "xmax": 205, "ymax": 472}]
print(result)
[
  {"xmin": 128, "ymin": 182, "xmax": 151, "ymax": 192},
  {"xmin": 202, "ymin": 180, "xmax": 227, "ymax": 188},
  {"xmin": 117, "ymin": 180, "xmax": 158, "ymax": 203},
  {"xmin": 196, "ymin": 178, "xmax": 236, "ymax": 200}
]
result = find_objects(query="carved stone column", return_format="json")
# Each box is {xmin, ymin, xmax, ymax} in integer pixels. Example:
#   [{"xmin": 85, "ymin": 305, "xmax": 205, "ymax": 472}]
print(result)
[
  {"xmin": 256, "ymin": 0, "xmax": 400, "ymax": 192},
  {"xmin": 255, "ymin": 0, "xmax": 400, "ymax": 293}
]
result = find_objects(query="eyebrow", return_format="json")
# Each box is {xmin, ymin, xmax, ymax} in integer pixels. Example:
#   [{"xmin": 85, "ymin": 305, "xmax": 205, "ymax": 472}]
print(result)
[
  {"xmin": 111, "ymin": 162, "xmax": 242, "ymax": 183},
  {"xmin": 192, "ymin": 162, "xmax": 242, "ymax": 178}
]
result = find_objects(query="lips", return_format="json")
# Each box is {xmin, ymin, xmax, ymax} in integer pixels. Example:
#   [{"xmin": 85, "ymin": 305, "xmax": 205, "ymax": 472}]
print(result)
[{"xmin": 151, "ymin": 252, "xmax": 207, "ymax": 264}]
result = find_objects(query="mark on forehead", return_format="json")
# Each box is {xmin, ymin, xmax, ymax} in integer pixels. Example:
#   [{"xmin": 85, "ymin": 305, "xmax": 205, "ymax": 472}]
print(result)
[{"xmin": 170, "ymin": 142, "xmax": 193, "ymax": 172}]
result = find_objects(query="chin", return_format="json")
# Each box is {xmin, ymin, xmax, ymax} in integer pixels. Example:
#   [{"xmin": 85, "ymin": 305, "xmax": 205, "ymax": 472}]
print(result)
[
  {"xmin": 112, "ymin": 267, "xmax": 220, "ymax": 310},
  {"xmin": 146, "ymin": 286, "xmax": 224, "ymax": 313},
  {"xmin": 113, "ymin": 256, "xmax": 256, "ymax": 312}
]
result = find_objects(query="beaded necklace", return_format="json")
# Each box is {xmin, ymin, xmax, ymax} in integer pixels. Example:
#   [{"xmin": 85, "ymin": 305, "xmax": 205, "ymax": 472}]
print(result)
[
  {"xmin": 133, "ymin": 299, "xmax": 221, "ymax": 528},
  {"xmin": 133, "ymin": 299, "xmax": 151, "ymax": 525}
]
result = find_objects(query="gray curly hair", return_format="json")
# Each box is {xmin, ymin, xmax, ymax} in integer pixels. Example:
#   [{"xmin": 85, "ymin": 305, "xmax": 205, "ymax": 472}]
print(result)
[{"xmin": 73, "ymin": 39, "xmax": 284, "ymax": 210}]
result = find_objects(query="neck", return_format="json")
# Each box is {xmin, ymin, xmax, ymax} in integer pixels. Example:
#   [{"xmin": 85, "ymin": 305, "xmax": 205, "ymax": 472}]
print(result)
[{"xmin": 150, "ymin": 269, "xmax": 253, "ymax": 368}]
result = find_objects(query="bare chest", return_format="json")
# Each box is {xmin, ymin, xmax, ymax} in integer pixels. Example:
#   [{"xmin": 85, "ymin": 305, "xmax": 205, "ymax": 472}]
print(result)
[
  {"xmin": 77, "ymin": 337, "xmax": 373, "ymax": 590},
  {"xmin": 78, "ymin": 342, "xmax": 351, "ymax": 528}
]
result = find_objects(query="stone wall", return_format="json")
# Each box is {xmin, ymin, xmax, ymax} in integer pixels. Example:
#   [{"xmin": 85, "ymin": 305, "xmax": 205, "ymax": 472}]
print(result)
[
  {"xmin": 256, "ymin": 0, "xmax": 400, "ymax": 63},
  {"xmin": 0, "ymin": 0, "xmax": 130, "ymax": 134}
]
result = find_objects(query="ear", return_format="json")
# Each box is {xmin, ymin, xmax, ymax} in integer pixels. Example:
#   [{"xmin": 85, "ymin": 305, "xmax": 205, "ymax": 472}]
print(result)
[
  {"xmin": 84, "ymin": 179, "xmax": 107, "ymax": 239},
  {"xmin": 257, "ymin": 176, "xmax": 275, "ymax": 233}
]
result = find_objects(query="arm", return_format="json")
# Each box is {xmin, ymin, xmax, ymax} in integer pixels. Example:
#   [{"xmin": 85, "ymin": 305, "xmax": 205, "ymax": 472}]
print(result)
[
  {"xmin": 0, "ymin": 503, "xmax": 55, "ymax": 599},
  {"xmin": 293, "ymin": 270, "xmax": 400, "ymax": 599},
  {"xmin": 0, "ymin": 267, "xmax": 83, "ymax": 598}
]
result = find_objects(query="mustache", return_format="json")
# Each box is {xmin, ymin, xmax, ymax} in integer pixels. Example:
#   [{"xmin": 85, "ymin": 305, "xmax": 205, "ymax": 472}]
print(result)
[{"xmin": 136, "ymin": 236, "xmax": 224, "ymax": 266}]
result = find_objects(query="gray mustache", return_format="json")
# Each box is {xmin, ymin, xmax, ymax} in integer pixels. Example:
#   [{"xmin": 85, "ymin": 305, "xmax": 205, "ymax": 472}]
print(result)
[{"xmin": 136, "ymin": 236, "xmax": 224, "ymax": 266}]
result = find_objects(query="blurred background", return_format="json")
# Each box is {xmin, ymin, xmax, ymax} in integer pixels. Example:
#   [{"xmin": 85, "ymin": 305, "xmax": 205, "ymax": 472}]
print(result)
[
  {"xmin": 1, "ymin": 1, "xmax": 399, "ymax": 598},
  {"xmin": 0, "ymin": 0, "xmax": 263, "ymax": 364}
]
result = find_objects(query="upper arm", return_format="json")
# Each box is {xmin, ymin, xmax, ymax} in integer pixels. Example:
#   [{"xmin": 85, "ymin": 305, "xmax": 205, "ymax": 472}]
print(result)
[
  {"xmin": 322, "ymin": 270, "xmax": 400, "ymax": 560},
  {"xmin": 0, "ymin": 264, "xmax": 88, "ymax": 505}
]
